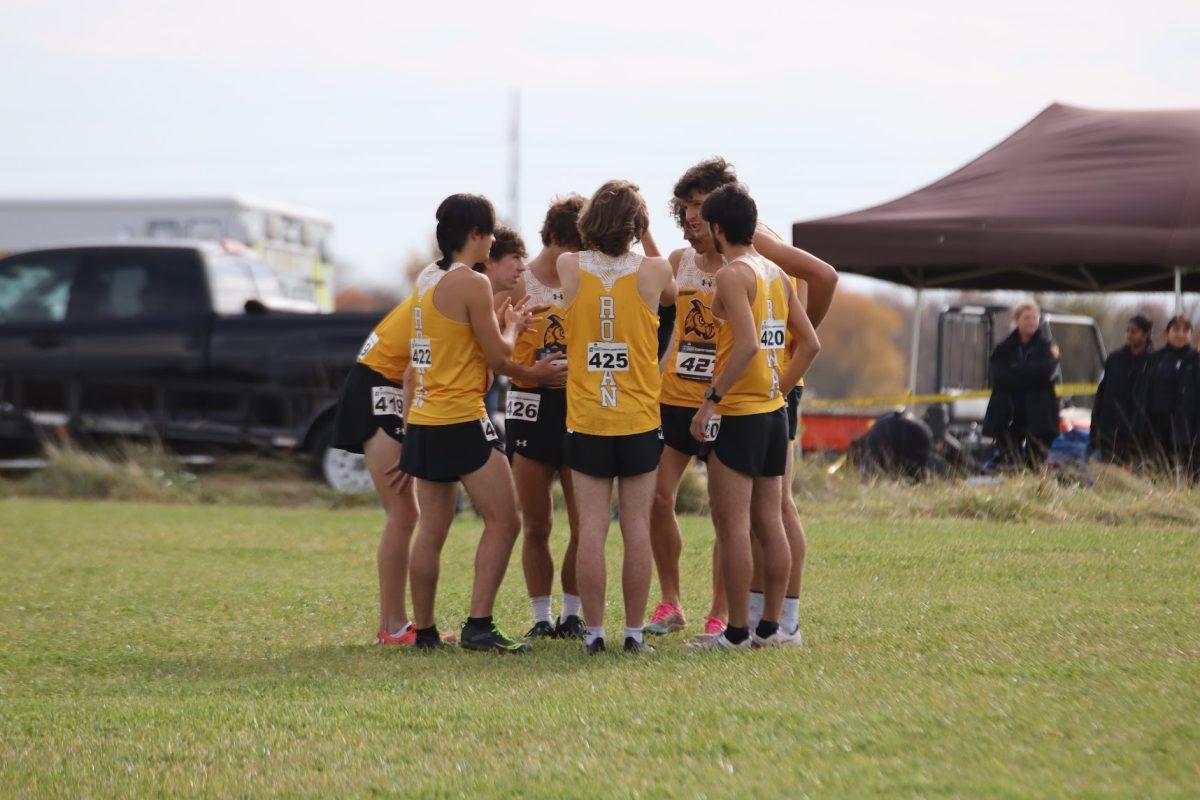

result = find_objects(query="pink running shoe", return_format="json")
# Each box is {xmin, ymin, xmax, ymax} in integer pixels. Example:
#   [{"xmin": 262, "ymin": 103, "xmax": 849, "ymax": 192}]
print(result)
[
  {"xmin": 645, "ymin": 602, "xmax": 686, "ymax": 635},
  {"xmin": 703, "ymin": 616, "xmax": 727, "ymax": 636}
]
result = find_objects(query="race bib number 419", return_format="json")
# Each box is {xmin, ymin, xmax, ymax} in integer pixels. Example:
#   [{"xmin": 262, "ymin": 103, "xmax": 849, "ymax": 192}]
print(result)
[
  {"xmin": 371, "ymin": 386, "xmax": 404, "ymax": 417},
  {"xmin": 759, "ymin": 319, "xmax": 785, "ymax": 350},
  {"xmin": 586, "ymin": 342, "xmax": 629, "ymax": 371}
]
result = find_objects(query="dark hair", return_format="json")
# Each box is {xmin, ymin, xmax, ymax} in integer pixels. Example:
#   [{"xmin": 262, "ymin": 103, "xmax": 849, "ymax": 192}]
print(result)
[
  {"xmin": 1165, "ymin": 315, "xmax": 1193, "ymax": 334},
  {"xmin": 577, "ymin": 180, "xmax": 649, "ymax": 257},
  {"xmin": 1129, "ymin": 314, "xmax": 1152, "ymax": 335},
  {"xmin": 489, "ymin": 225, "xmax": 527, "ymax": 261},
  {"xmin": 673, "ymin": 157, "xmax": 737, "ymax": 202},
  {"xmin": 540, "ymin": 194, "xmax": 585, "ymax": 249},
  {"xmin": 669, "ymin": 196, "xmax": 687, "ymax": 230},
  {"xmin": 700, "ymin": 183, "xmax": 757, "ymax": 246},
  {"xmin": 435, "ymin": 194, "xmax": 495, "ymax": 268}
]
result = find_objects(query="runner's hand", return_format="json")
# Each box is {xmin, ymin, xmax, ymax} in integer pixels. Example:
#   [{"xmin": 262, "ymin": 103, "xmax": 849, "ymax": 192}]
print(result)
[
  {"xmin": 503, "ymin": 296, "xmax": 535, "ymax": 336},
  {"xmin": 690, "ymin": 401, "xmax": 715, "ymax": 443},
  {"xmin": 529, "ymin": 354, "xmax": 568, "ymax": 388}
]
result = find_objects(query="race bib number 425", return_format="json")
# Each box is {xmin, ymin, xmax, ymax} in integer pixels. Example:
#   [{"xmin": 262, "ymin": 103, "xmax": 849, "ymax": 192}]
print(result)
[
  {"xmin": 410, "ymin": 338, "xmax": 432, "ymax": 371},
  {"xmin": 759, "ymin": 319, "xmax": 785, "ymax": 350},
  {"xmin": 505, "ymin": 390, "xmax": 541, "ymax": 422},
  {"xmin": 371, "ymin": 386, "xmax": 404, "ymax": 417},
  {"xmin": 586, "ymin": 342, "xmax": 629, "ymax": 371}
]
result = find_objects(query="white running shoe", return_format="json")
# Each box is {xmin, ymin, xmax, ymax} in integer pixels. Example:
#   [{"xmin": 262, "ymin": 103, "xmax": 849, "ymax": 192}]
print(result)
[
  {"xmin": 751, "ymin": 630, "xmax": 782, "ymax": 648},
  {"xmin": 777, "ymin": 626, "xmax": 804, "ymax": 648},
  {"xmin": 686, "ymin": 632, "xmax": 752, "ymax": 651}
]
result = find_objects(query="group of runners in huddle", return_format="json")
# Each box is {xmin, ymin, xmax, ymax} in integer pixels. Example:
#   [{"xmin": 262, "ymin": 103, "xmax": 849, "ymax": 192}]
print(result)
[{"xmin": 332, "ymin": 158, "xmax": 838, "ymax": 654}]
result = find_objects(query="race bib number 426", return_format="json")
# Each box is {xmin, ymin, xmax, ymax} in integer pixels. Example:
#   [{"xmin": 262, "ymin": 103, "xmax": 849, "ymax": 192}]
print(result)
[
  {"xmin": 371, "ymin": 386, "xmax": 404, "ymax": 417},
  {"xmin": 505, "ymin": 390, "xmax": 541, "ymax": 422},
  {"xmin": 410, "ymin": 338, "xmax": 432, "ymax": 371},
  {"xmin": 586, "ymin": 342, "xmax": 629, "ymax": 371}
]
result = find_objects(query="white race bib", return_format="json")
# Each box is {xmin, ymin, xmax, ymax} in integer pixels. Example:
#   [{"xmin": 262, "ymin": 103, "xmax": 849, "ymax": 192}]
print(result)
[
  {"xmin": 410, "ymin": 338, "xmax": 432, "ymax": 371},
  {"xmin": 371, "ymin": 386, "xmax": 404, "ymax": 418},
  {"xmin": 505, "ymin": 390, "xmax": 541, "ymax": 422},
  {"xmin": 703, "ymin": 413, "xmax": 722, "ymax": 443},
  {"xmin": 586, "ymin": 342, "xmax": 629, "ymax": 372},
  {"xmin": 357, "ymin": 331, "xmax": 379, "ymax": 361},
  {"xmin": 480, "ymin": 416, "xmax": 500, "ymax": 442},
  {"xmin": 674, "ymin": 341, "xmax": 716, "ymax": 382},
  {"xmin": 759, "ymin": 319, "xmax": 786, "ymax": 350}
]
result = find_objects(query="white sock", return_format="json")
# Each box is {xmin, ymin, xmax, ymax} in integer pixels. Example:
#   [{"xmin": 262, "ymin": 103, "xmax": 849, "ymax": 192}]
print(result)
[
  {"xmin": 585, "ymin": 625, "xmax": 605, "ymax": 645},
  {"xmin": 781, "ymin": 597, "xmax": 800, "ymax": 634},
  {"xmin": 561, "ymin": 593, "xmax": 582, "ymax": 620},
  {"xmin": 530, "ymin": 595, "xmax": 552, "ymax": 625},
  {"xmin": 748, "ymin": 591, "xmax": 765, "ymax": 628},
  {"xmin": 389, "ymin": 621, "xmax": 412, "ymax": 637},
  {"xmin": 624, "ymin": 626, "xmax": 644, "ymax": 644}
]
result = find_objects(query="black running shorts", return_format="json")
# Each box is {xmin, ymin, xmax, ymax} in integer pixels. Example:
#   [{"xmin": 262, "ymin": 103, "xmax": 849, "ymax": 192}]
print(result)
[
  {"xmin": 785, "ymin": 386, "xmax": 804, "ymax": 442},
  {"xmin": 699, "ymin": 407, "xmax": 788, "ymax": 477},
  {"xmin": 505, "ymin": 387, "xmax": 567, "ymax": 467},
  {"xmin": 660, "ymin": 403, "xmax": 702, "ymax": 456},
  {"xmin": 400, "ymin": 417, "xmax": 504, "ymax": 482},
  {"xmin": 331, "ymin": 364, "xmax": 405, "ymax": 454},
  {"xmin": 563, "ymin": 428, "xmax": 664, "ymax": 478}
]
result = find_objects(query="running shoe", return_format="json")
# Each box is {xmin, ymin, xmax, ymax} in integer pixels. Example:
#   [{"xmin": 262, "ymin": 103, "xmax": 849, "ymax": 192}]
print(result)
[
  {"xmin": 644, "ymin": 602, "xmax": 686, "ymax": 635},
  {"xmin": 585, "ymin": 637, "xmax": 606, "ymax": 656},
  {"xmin": 777, "ymin": 626, "xmax": 804, "ymax": 648},
  {"xmin": 751, "ymin": 630, "xmax": 782, "ymax": 648},
  {"xmin": 624, "ymin": 637, "xmax": 656, "ymax": 654},
  {"xmin": 554, "ymin": 614, "xmax": 586, "ymax": 639},
  {"xmin": 375, "ymin": 626, "xmax": 415, "ymax": 646},
  {"xmin": 686, "ymin": 632, "xmax": 752, "ymax": 651},
  {"xmin": 525, "ymin": 621, "xmax": 556, "ymax": 639},
  {"xmin": 460, "ymin": 621, "xmax": 531, "ymax": 654},
  {"xmin": 703, "ymin": 616, "xmax": 727, "ymax": 636}
]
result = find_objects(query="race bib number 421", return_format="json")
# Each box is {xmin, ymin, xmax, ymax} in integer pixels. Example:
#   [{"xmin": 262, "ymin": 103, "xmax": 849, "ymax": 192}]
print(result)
[
  {"xmin": 586, "ymin": 342, "xmax": 629, "ymax": 371},
  {"xmin": 674, "ymin": 341, "xmax": 716, "ymax": 382}
]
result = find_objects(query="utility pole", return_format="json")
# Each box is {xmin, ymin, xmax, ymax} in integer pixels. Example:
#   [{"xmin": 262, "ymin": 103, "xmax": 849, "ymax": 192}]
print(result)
[{"xmin": 508, "ymin": 90, "xmax": 520, "ymax": 228}]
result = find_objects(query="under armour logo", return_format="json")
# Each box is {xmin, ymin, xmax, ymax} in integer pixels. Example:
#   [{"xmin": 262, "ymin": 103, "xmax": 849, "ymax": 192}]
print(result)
[{"xmin": 517, "ymin": 440, "xmax": 528, "ymax": 448}]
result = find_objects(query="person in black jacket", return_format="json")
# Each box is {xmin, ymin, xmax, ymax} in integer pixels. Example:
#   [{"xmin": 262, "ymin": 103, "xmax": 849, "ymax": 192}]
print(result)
[
  {"xmin": 1145, "ymin": 315, "xmax": 1200, "ymax": 481},
  {"xmin": 1090, "ymin": 315, "xmax": 1154, "ymax": 465},
  {"xmin": 983, "ymin": 302, "xmax": 1062, "ymax": 470}
]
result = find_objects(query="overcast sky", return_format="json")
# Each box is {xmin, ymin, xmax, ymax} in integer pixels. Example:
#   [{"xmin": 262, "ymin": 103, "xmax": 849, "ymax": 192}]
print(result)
[{"xmin": 2, "ymin": 1, "xmax": 1198, "ymax": 290}]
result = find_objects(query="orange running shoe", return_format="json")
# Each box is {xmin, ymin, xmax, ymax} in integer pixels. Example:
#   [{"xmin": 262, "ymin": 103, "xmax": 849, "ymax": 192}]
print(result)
[{"xmin": 375, "ymin": 627, "xmax": 457, "ymax": 646}]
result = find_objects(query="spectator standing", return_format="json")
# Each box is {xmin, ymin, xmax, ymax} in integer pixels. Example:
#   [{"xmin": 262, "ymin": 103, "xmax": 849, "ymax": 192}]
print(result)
[
  {"xmin": 1090, "ymin": 315, "xmax": 1154, "ymax": 465},
  {"xmin": 1145, "ymin": 316, "xmax": 1200, "ymax": 482},
  {"xmin": 983, "ymin": 302, "xmax": 1062, "ymax": 469}
]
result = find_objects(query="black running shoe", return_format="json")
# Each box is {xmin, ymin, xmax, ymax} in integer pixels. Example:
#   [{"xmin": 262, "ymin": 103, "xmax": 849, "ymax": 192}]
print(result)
[
  {"xmin": 585, "ymin": 637, "xmax": 606, "ymax": 656},
  {"xmin": 624, "ymin": 637, "xmax": 655, "ymax": 654},
  {"xmin": 460, "ymin": 622, "xmax": 531, "ymax": 654},
  {"xmin": 525, "ymin": 621, "xmax": 555, "ymax": 639},
  {"xmin": 414, "ymin": 632, "xmax": 447, "ymax": 650},
  {"xmin": 554, "ymin": 614, "xmax": 586, "ymax": 640}
]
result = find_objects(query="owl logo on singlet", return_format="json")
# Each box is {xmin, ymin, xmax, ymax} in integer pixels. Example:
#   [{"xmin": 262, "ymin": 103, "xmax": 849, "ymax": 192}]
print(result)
[
  {"xmin": 544, "ymin": 313, "xmax": 567, "ymax": 351},
  {"xmin": 684, "ymin": 298, "xmax": 716, "ymax": 340}
]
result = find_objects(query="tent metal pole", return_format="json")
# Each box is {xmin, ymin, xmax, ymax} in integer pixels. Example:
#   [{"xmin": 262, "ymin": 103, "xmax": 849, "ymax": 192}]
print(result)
[
  {"xmin": 1175, "ymin": 266, "xmax": 1183, "ymax": 315},
  {"xmin": 907, "ymin": 287, "xmax": 924, "ymax": 404}
]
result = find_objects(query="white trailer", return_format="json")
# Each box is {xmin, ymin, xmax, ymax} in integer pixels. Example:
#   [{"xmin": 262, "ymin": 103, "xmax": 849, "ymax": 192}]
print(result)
[{"xmin": 0, "ymin": 195, "xmax": 335, "ymax": 310}]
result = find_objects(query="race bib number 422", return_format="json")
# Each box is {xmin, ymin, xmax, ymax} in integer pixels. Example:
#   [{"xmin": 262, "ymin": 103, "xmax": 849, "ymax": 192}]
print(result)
[
  {"xmin": 410, "ymin": 338, "xmax": 432, "ymax": 371},
  {"xmin": 505, "ymin": 390, "xmax": 541, "ymax": 422},
  {"xmin": 371, "ymin": 386, "xmax": 404, "ymax": 417},
  {"xmin": 759, "ymin": 319, "xmax": 785, "ymax": 350},
  {"xmin": 586, "ymin": 342, "xmax": 629, "ymax": 371}
]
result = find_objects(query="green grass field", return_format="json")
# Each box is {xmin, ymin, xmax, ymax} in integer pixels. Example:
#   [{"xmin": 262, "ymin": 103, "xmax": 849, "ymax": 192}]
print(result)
[{"xmin": 1, "ymin": 496, "xmax": 1197, "ymax": 797}]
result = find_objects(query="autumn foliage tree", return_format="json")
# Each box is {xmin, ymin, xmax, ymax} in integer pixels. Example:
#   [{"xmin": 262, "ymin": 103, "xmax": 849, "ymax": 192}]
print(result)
[{"xmin": 804, "ymin": 289, "xmax": 908, "ymax": 400}]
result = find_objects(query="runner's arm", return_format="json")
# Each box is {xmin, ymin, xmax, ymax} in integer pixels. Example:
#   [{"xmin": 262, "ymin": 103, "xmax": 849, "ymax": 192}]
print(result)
[
  {"xmin": 753, "ymin": 225, "xmax": 838, "ymax": 328},
  {"xmin": 556, "ymin": 252, "xmax": 581, "ymax": 304},
  {"xmin": 465, "ymin": 273, "xmax": 523, "ymax": 370},
  {"xmin": 777, "ymin": 276, "xmax": 820, "ymax": 389}
]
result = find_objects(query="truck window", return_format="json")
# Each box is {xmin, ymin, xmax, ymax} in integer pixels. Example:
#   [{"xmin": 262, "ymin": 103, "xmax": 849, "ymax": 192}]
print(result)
[
  {"xmin": 205, "ymin": 256, "xmax": 260, "ymax": 314},
  {"xmin": 0, "ymin": 253, "xmax": 77, "ymax": 324},
  {"xmin": 68, "ymin": 249, "xmax": 203, "ymax": 321}
]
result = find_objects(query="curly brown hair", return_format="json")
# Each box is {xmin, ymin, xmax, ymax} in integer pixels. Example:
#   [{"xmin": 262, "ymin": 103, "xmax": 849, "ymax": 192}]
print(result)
[
  {"xmin": 489, "ymin": 225, "xmax": 527, "ymax": 261},
  {"xmin": 577, "ymin": 180, "xmax": 649, "ymax": 257},
  {"xmin": 672, "ymin": 157, "xmax": 737, "ymax": 202},
  {"xmin": 540, "ymin": 194, "xmax": 585, "ymax": 249},
  {"xmin": 669, "ymin": 196, "xmax": 687, "ymax": 230}
]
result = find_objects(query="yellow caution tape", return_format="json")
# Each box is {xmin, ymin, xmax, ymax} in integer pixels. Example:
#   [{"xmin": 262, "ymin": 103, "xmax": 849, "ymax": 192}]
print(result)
[{"xmin": 804, "ymin": 382, "xmax": 1098, "ymax": 411}]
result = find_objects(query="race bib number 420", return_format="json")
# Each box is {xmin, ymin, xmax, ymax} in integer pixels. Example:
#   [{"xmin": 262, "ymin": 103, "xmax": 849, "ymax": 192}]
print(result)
[
  {"xmin": 371, "ymin": 386, "xmax": 404, "ymax": 417},
  {"xmin": 506, "ymin": 390, "xmax": 541, "ymax": 422},
  {"xmin": 410, "ymin": 338, "xmax": 432, "ymax": 371},
  {"xmin": 586, "ymin": 342, "xmax": 629, "ymax": 371},
  {"xmin": 759, "ymin": 319, "xmax": 785, "ymax": 350},
  {"xmin": 674, "ymin": 341, "xmax": 716, "ymax": 382},
  {"xmin": 703, "ymin": 414, "xmax": 722, "ymax": 443}
]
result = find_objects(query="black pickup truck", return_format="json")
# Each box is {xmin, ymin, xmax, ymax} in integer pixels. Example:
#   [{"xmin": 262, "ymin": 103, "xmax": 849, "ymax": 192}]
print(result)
[{"xmin": 0, "ymin": 242, "xmax": 379, "ymax": 489}]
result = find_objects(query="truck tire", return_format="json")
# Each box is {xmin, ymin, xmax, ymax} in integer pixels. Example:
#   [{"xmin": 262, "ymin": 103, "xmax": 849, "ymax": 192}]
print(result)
[{"xmin": 307, "ymin": 421, "xmax": 373, "ymax": 494}]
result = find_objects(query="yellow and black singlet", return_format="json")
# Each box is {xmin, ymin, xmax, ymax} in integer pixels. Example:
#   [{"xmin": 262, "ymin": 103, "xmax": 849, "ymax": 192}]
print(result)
[
  {"xmin": 356, "ymin": 294, "xmax": 413, "ymax": 383},
  {"xmin": 564, "ymin": 251, "xmax": 661, "ymax": 436},
  {"xmin": 713, "ymin": 253, "xmax": 789, "ymax": 416},
  {"xmin": 510, "ymin": 267, "xmax": 568, "ymax": 390},
  {"xmin": 660, "ymin": 247, "xmax": 719, "ymax": 408},
  {"xmin": 406, "ymin": 263, "xmax": 489, "ymax": 426}
]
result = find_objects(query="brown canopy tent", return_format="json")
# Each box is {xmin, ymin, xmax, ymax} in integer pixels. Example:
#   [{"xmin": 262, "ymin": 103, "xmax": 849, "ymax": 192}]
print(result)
[{"xmin": 792, "ymin": 102, "xmax": 1200, "ymax": 389}]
